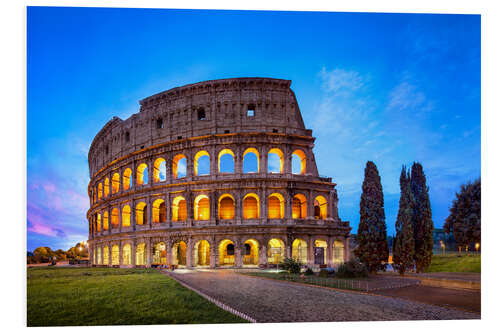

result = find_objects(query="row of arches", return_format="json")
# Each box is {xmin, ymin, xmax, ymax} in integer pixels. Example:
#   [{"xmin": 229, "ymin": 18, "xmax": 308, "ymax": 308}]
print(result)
[
  {"xmin": 90, "ymin": 147, "xmax": 308, "ymax": 204},
  {"xmin": 92, "ymin": 237, "xmax": 345, "ymax": 267},
  {"xmin": 91, "ymin": 193, "xmax": 328, "ymax": 232}
]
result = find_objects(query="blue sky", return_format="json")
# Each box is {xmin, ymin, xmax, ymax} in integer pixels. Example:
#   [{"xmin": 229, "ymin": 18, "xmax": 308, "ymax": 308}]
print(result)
[{"xmin": 27, "ymin": 7, "xmax": 480, "ymax": 251}]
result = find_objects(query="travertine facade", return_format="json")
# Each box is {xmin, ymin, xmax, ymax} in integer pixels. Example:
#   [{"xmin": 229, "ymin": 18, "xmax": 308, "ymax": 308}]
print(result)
[{"xmin": 87, "ymin": 77, "xmax": 351, "ymax": 268}]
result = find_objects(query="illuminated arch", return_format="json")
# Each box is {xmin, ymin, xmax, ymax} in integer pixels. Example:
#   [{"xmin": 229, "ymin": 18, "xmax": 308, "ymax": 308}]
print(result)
[
  {"xmin": 136, "ymin": 243, "xmax": 146, "ymax": 266},
  {"xmin": 96, "ymin": 213, "xmax": 101, "ymax": 232},
  {"xmin": 243, "ymin": 148, "xmax": 259, "ymax": 173},
  {"xmin": 292, "ymin": 149, "xmax": 307, "ymax": 175},
  {"xmin": 103, "ymin": 211, "xmax": 109, "ymax": 230},
  {"xmin": 268, "ymin": 193, "xmax": 285, "ymax": 219},
  {"xmin": 172, "ymin": 241, "xmax": 187, "ymax": 266},
  {"xmin": 314, "ymin": 195, "xmax": 327, "ymax": 219},
  {"xmin": 292, "ymin": 193, "xmax": 308, "ymax": 219},
  {"xmin": 219, "ymin": 239, "xmax": 235, "ymax": 266},
  {"xmin": 243, "ymin": 239, "xmax": 259, "ymax": 266},
  {"xmin": 136, "ymin": 163, "xmax": 148, "ymax": 185},
  {"xmin": 111, "ymin": 245, "xmax": 119, "ymax": 265},
  {"xmin": 218, "ymin": 149, "xmax": 235, "ymax": 173},
  {"xmin": 172, "ymin": 196, "xmax": 187, "ymax": 222},
  {"xmin": 314, "ymin": 239, "xmax": 328, "ymax": 265},
  {"xmin": 153, "ymin": 242, "xmax": 167, "ymax": 265},
  {"xmin": 292, "ymin": 238, "xmax": 308, "ymax": 264},
  {"xmin": 122, "ymin": 243, "xmax": 131, "ymax": 265},
  {"xmin": 123, "ymin": 168, "xmax": 132, "ymax": 190},
  {"xmin": 104, "ymin": 177, "xmax": 109, "ymax": 197},
  {"xmin": 153, "ymin": 158, "xmax": 166, "ymax": 183},
  {"xmin": 172, "ymin": 154, "xmax": 187, "ymax": 179},
  {"xmin": 98, "ymin": 183, "xmax": 103, "ymax": 200},
  {"xmin": 135, "ymin": 202, "xmax": 147, "ymax": 225},
  {"xmin": 103, "ymin": 245, "xmax": 109, "ymax": 265},
  {"xmin": 194, "ymin": 194, "xmax": 210, "ymax": 221},
  {"xmin": 194, "ymin": 150, "xmax": 210, "ymax": 176},
  {"xmin": 97, "ymin": 246, "xmax": 102, "ymax": 265},
  {"xmin": 333, "ymin": 240, "xmax": 345, "ymax": 265},
  {"xmin": 218, "ymin": 194, "xmax": 235, "ymax": 219},
  {"xmin": 152, "ymin": 198, "xmax": 166, "ymax": 223},
  {"xmin": 267, "ymin": 238, "xmax": 285, "ymax": 264},
  {"xmin": 111, "ymin": 208, "xmax": 119, "ymax": 229},
  {"xmin": 268, "ymin": 148, "xmax": 284, "ymax": 173},
  {"xmin": 111, "ymin": 172, "xmax": 120, "ymax": 194},
  {"xmin": 121, "ymin": 205, "xmax": 131, "ymax": 227},
  {"xmin": 194, "ymin": 240, "xmax": 210, "ymax": 266},
  {"xmin": 243, "ymin": 193, "xmax": 259, "ymax": 219}
]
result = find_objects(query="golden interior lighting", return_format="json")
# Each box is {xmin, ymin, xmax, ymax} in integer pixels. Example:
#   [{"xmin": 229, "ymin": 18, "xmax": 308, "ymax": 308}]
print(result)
[
  {"xmin": 267, "ymin": 238, "xmax": 284, "ymax": 264},
  {"xmin": 172, "ymin": 196, "xmax": 187, "ymax": 221},
  {"xmin": 292, "ymin": 149, "xmax": 307, "ymax": 175},
  {"xmin": 217, "ymin": 148, "xmax": 235, "ymax": 173},
  {"xmin": 122, "ymin": 168, "xmax": 132, "ymax": 190},
  {"xmin": 219, "ymin": 239, "xmax": 235, "ymax": 266},
  {"xmin": 268, "ymin": 148, "xmax": 284, "ymax": 173},
  {"xmin": 122, "ymin": 244, "xmax": 131, "ymax": 265},
  {"xmin": 292, "ymin": 238, "xmax": 308, "ymax": 264},
  {"xmin": 268, "ymin": 193, "xmax": 284, "ymax": 219},
  {"xmin": 98, "ymin": 182, "xmax": 103, "ymax": 200},
  {"xmin": 315, "ymin": 239, "xmax": 327, "ymax": 264},
  {"xmin": 136, "ymin": 243, "xmax": 146, "ymax": 265},
  {"xmin": 103, "ymin": 246, "xmax": 109, "ymax": 265},
  {"xmin": 153, "ymin": 158, "xmax": 166, "ymax": 183},
  {"xmin": 194, "ymin": 195, "xmax": 210, "ymax": 221},
  {"xmin": 292, "ymin": 193, "xmax": 307, "ymax": 219},
  {"xmin": 314, "ymin": 195, "xmax": 327, "ymax": 219},
  {"xmin": 103, "ymin": 211, "xmax": 109, "ymax": 230},
  {"xmin": 111, "ymin": 245, "xmax": 119, "ymax": 265},
  {"xmin": 96, "ymin": 213, "xmax": 101, "ymax": 231},
  {"xmin": 243, "ymin": 239, "xmax": 259, "ymax": 265},
  {"xmin": 333, "ymin": 240, "xmax": 345, "ymax": 264},
  {"xmin": 135, "ymin": 202, "xmax": 147, "ymax": 225},
  {"xmin": 172, "ymin": 241, "xmax": 186, "ymax": 266},
  {"xmin": 111, "ymin": 172, "xmax": 120, "ymax": 194},
  {"xmin": 121, "ymin": 205, "xmax": 131, "ymax": 227},
  {"xmin": 172, "ymin": 154, "xmax": 187, "ymax": 179},
  {"xmin": 194, "ymin": 150, "xmax": 210, "ymax": 176},
  {"xmin": 194, "ymin": 240, "xmax": 210, "ymax": 266},
  {"xmin": 97, "ymin": 247, "xmax": 102, "ymax": 264},
  {"xmin": 104, "ymin": 177, "xmax": 110, "ymax": 197},
  {"xmin": 218, "ymin": 194, "xmax": 235, "ymax": 219},
  {"xmin": 243, "ymin": 147, "xmax": 259, "ymax": 173},
  {"xmin": 111, "ymin": 208, "xmax": 119, "ymax": 228},
  {"xmin": 243, "ymin": 193, "xmax": 259, "ymax": 219},
  {"xmin": 152, "ymin": 199, "xmax": 166, "ymax": 223},
  {"xmin": 136, "ymin": 163, "xmax": 148, "ymax": 185}
]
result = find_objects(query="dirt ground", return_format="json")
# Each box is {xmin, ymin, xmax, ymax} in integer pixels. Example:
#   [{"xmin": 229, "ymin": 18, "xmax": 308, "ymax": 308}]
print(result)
[{"xmin": 372, "ymin": 284, "xmax": 480, "ymax": 314}]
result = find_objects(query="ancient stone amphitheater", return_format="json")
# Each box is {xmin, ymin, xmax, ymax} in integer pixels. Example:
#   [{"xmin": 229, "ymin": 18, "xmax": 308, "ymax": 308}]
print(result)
[{"xmin": 87, "ymin": 77, "xmax": 351, "ymax": 269}]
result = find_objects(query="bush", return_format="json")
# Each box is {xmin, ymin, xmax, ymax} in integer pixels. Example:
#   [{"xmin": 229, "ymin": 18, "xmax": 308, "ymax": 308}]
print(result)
[
  {"xmin": 319, "ymin": 268, "xmax": 334, "ymax": 277},
  {"xmin": 304, "ymin": 267, "xmax": 314, "ymax": 275},
  {"xmin": 280, "ymin": 258, "xmax": 301, "ymax": 274},
  {"xmin": 336, "ymin": 259, "xmax": 369, "ymax": 278}
]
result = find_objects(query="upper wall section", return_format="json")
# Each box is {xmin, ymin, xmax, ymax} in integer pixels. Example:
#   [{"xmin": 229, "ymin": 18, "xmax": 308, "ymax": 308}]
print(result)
[{"xmin": 88, "ymin": 77, "xmax": 312, "ymax": 177}]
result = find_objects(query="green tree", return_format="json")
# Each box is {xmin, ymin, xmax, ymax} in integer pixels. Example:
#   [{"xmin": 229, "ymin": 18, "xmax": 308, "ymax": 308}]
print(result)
[
  {"xmin": 392, "ymin": 166, "xmax": 415, "ymax": 275},
  {"xmin": 410, "ymin": 162, "xmax": 434, "ymax": 273},
  {"xmin": 354, "ymin": 161, "xmax": 389, "ymax": 273},
  {"xmin": 443, "ymin": 179, "xmax": 481, "ymax": 251}
]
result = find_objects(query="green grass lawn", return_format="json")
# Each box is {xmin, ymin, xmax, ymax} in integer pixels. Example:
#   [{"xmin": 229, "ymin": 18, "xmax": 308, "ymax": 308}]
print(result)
[
  {"xmin": 27, "ymin": 267, "xmax": 247, "ymax": 326},
  {"xmin": 425, "ymin": 253, "xmax": 481, "ymax": 273}
]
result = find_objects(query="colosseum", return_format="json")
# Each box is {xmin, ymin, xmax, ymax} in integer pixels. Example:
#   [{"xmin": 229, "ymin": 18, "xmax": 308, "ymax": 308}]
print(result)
[{"xmin": 87, "ymin": 77, "xmax": 351, "ymax": 269}]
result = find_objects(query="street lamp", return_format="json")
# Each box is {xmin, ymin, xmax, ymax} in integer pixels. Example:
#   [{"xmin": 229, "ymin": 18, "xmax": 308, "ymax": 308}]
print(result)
[
  {"xmin": 440, "ymin": 240, "xmax": 446, "ymax": 255},
  {"xmin": 475, "ymin": 242, "xmax": 480, "ymax": 253}
]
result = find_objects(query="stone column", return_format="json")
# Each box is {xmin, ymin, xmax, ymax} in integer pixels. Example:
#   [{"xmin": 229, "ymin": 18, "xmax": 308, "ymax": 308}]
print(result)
[
  {"xmin": 131, "ymin": 198, "xmax": 136, "ymax": 230},
  {"xmin": 235, "ymin": 194, "xmax": 242, "ymax": 224},
  {"xmin": 210, "ymin": 147, "xmax": 217, "ymax": 176},
  {"xmin": 307, "ymin": 236, "xmax": 314, "ymax": 266},
  {"xmin": 261, "ymin": 188, "xmax": 267, "ymax": 223},
  {"xmin": 119, "ymin": 241, "xmax": 123, "ymax": 267},
  {"xmin": 147, "ymin": 196, "xmax": 152, "ymax": 228},
  {"xmin": 165, "ymin": 192, "xmax": 171, "ymax": 226},
  {"xmin": 307, "ymin": 190, "xmax": 314, "ymax": 219},
  {"xmin": 344, "ymin": 236, "xmax": 350, "ymax": 262},
  {"xmin": 259, "ymin": 243, "xmax": 267, "ymax": 266},
  {"xmin": 146, "ymin": 238, "xmax": 152, "ymax": 268},
  {"xmin": 131, "ymin": 240, "xmax": 136, "ymax": 267},
  {"xmin": 210, "ymin": 240, "xmax": 216, "ymax": 268},
  {"xmin": 284, "ymin": 148, "xmax": 292, "ymax": 175},
  {"xmin": 147, "ymin": 158, "xmax": 153, "ymax": 186},
  {"xmin": 166, "ymin": 154, "xmax": 172, "ymax": 184},
  {"xmin": 260, "ymin": 145, "xmax": 267, "ymax": 175},
  {"xmin": 186, "ymin": 237, "xmax": 193, "ymax": 268},
  {"xmin": 166, "ymin": 238, "xmax": 172, "ymax": 267},
  {"xmin": 235, "ymin": 148, "xmax": 243, "ymax": 175},
  {"xmin": 286, "ymin": 192, "xmax": 293, "ymax": 221},
  {"xmin": 186, "ymin": 152, "xmax": 194, "ymax": 180},
  {"xmin": 235, "ymin": 240, "xmax": 243, "ymax": 268},
  {"xmin": 327, "ymin": 236, "xmax": 333, "ymax": 267}
]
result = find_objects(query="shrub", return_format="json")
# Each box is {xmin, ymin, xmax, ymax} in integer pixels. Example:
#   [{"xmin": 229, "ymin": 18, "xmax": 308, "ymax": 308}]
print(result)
[
  {"xmin": 336, "ymin": 259, "xmax": 369, "ymax": 278},
  {"xmin": 280, "ymin": 257, "xmax": 301, "ymax": 274},
  {"xmin": 318, "ymin": 269, "xmax": 330, "ymax": 278},
  {"xmin": 304, "ymin": 267, "xmax": 314, "ymax": 275}
]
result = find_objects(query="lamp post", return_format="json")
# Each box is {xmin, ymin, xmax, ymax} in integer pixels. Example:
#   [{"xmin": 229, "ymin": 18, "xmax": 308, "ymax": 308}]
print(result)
[
  {"xmin": 440, "ymin": 240, "xmax": 445, "ymax": 255},
  {"xmin": 475, "ymin": 242, "xmax": 480, "ymax": 253}
]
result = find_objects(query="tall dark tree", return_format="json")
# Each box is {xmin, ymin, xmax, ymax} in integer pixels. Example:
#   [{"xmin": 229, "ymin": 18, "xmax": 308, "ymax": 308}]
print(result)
[
  {"xmin": 393, "ymin": 166, "xmax": 415, "ymax": 275},
  {"xmin": 355, "ymin": 161, "xmax": 389, "ymax": 272},
  {"xmin": 444, "ymin": 179, "xmax": 481, "ymax": 251},
  {"xmin": 410, "ymin": 162, "xmax": 434, "ymax": 273}
]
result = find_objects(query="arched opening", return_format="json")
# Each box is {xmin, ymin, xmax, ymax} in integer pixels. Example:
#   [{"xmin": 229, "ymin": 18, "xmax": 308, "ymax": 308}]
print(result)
[
  {"xmin": 333, "ymin": 240, "xmax": 345, "ymax": 265},
  {"xmin": 292, "ymin": 149, "xmax": 307, "ymax": 175},
  {"xmin": 112, "ymin": 172, "xmax": 120, "ymax": 194},
  {"xmin": 153, "ymin": 158, "xmax": 167, "ymax": 183},
  {"xmin": 268, "ymin": 148, "xmax": 284, "ymax": 173},
  {"xmin": 135, "ymin": 202, "xmax": 147, "ymax": 225},
  {"xmin": 314, "ymin": 239, "xmax": 327, "ymax": 265},
  {"xmin": 121, "ymin": 205, "xmax": 131, "ymax": 227},
  {"xmin": 172, "ymin": 241, "xmax": 187, "ymax": 266},
  {"xmin": 268, "ymin": 193, "xmax": 285, "ymax": 219},
  {"xmin": 292, "ymin": 238, "xmax": 308, "ymax": 264},
  {"xmin": 292, "ymin": 193, "xmax": 308, "ymax": 219},
  {"xmin": 123, "ymin": 168, "xmax": 132, "ymax": 190},
  {"xmin": 243, "ymin": 148, "xmax": 259, "ymax": 173},
  {"xmin": 153, "ymin": 242, "xmax": 167, "ymax": 265},
  {"xmin": 111, "ymin": 208, "xmax": 119, "ymax": 229},
  {"xmin": 122, "ymin": 243, "xmax": 131, "ymax": 265},
  {"xmin": 172, "ymin": 196, "xmax": 187, "ymax": 222},
  {"xmin": 137, "ymin": 163, "xmax": 148, "ymax": 185},
  {"xmin": 194, "ymin": 195, "xmax": 210, "ymax": 221},
  {"xmin": 194, "ymin": 240, "xmax": 210, "ymax": 267},
  {"xmin": 103, "ymin": 246, "xmax": 109, "ymax": 265},
  {"xmin": 218, "ymin": 194, "xmax": 235, "ymax": 219},
  {"xmin": 243, "ymin": 193, "xmax": 259, "ymax": 219},
  {"xmin": 314, "ymin": 195, "xmax": 327, "ymax": 219},
  {"xmin": 218, "ymin": 149, "xmax": 235, "ymax": 173},
  {"xmin": 172, "ymin": 154, "xmax": 187, "ymax": 179},
  {"xmin": 219, "ymin": 239, "xmax": 235, "ymax": 266},
  {"xmin": 136, "ymin": 243, "xmax": 146, "ymax": 266},
  {"xmin": 194, "ymin": 150, "xmax": 210, "ymax": 176},
  {"xmin": 267, "ymin": 238, "xmax": 285, "ymax": 264},
  {"xmin": 104, "ymin": 177, "xmax": 109, "ymax": 197},
  {"xmin": 103, "ymin": 211, "xmax": 109, "ymax": 230},
  {"xmin": 111, "ymin": 245, "xmax": 119, "ymax": 265},
  {"xmin": 152, "ymin": 199, "xmax": 166, "ymax": 223},
  {"xmin": 98, "ymin": 183, "xmax": 103, "ymax": 200},
  {"xmin": 97, "ymin": 247, "xmax": 102, "ymax": 265},
  {"xmin": 96, "ymin": 213, "xmax": 101, "ymax": 232},
  {"xmin": 243, "ymin": 239, "xmax": 259, "ymax": 266}
]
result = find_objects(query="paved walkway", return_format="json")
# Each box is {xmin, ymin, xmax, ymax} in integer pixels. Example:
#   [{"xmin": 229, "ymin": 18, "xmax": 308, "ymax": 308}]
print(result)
[{"xmin": 168, "ymin": 270, "xmax": 479, "ymax": 322}]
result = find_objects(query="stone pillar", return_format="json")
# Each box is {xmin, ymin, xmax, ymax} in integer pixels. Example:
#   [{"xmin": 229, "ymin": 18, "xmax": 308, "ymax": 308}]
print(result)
[
  {"xmin": 186, "ymin": 152, "xmax": 194, "ymax": 179},
  {"xmin": 166, "ymin": 238, "xmax": 172, "ymax": 266},
  {"xmin": 119, "ymin": 241, "xmax": 123, "ymax": 267},
  {"xmin": 235, "ymin": 194, "xmax": 242, "ymax": 224},
  {"xmin": 210, "ymin": 147, "xmax": 217, "ymax": 176},
  {"xmin": 186, "ymin": 237, "xmax": 193, "ymax": 268},
  {"xmin": 307, "ymin": 236, "xmax": 314, "ymax": 267},
  {"xmin": 147, "ymin": 158, "xmax": 153, "ymax": 186},
  {"xmin": 147, "ymin": 196, "xmax": 152, "ymax": 228},
  {"xmin": 210, "ymin": 240, "xmax": 216, "ymax": 268},
  {"xmin": 166, "ymin": 192, "xmax": 172, "ymax": 226},
  {"xmin": 235, "ymin": 148, "xmax": 243, "ymax": 175},
  {"xmin": 146, "ymin": 238, "xmax": 152, "ymax": 268},
  {"xmin": 307, "ymin": 190, "xmax": 314, "ymax": 219},
  {"xmin": 131, "ymin": 240, "xmax": 136, "ymax": 267},
  {"xmin": 235, "ymin": 240, "xmax": 243, "ymax": 268},
  {"xmin": 284, "ymin": 149, "xmax": 292, "ymax": 175},
  {"xmin": 261, "ymin": 188, "xmax": 267, "ymax": 223},
  {"xmin": 286, "ymin": 192, "xmax": 293, "ymax": 221},
  {"xmin": 344, "ymin": 236, "xmax": 350, "ymax": 262},
  {"xmin": 260, "ymin": 146, "xmax": 268, "ymax": 174},
  {"xmin": 259, "ymin": 243, "xmax": 267, "ymax": 266},
  {"xmin": 131, "ymin": 198, "xmax": 136, "ymax": 230},
  {"xmin": 327, "ymin": 236, "xmax": 333, "ymax": 267}
]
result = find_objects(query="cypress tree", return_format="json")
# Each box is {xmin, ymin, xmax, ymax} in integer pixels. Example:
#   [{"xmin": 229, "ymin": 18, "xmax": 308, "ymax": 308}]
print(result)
[
  {"xmin": 410, "ymin": 162, "xmax": 434, "ymax": 273},
  {"xmin": 355, "ymin": 161, "xmax": 389, "ymax": 273},
  {"xmin": 393, "ymin": 166, "xmax": 415, "ymax": 275}
]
